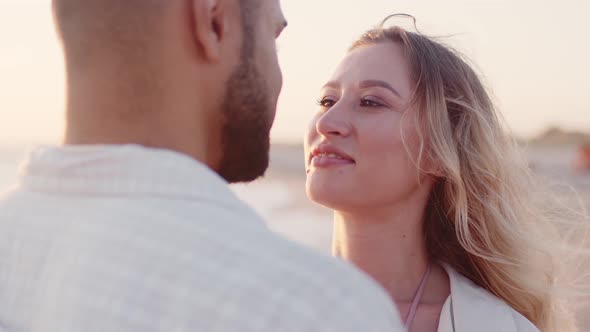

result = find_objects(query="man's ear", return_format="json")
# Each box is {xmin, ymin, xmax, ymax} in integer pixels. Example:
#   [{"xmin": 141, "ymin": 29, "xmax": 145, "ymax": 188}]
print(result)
[{"xmin": 191, "ymin": 0, "xmax": 230, "ymax": 63}]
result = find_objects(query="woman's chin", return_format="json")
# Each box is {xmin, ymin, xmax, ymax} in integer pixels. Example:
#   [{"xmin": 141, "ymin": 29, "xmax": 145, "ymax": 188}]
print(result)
[{"xmin": 306, "ymin": 187, "xmax": 350, "ymax": 212}]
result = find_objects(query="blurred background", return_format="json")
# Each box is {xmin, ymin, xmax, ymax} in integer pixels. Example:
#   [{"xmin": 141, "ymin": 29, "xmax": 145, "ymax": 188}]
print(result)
[{"xmin": 1, "ymin": 0, "xmax": 590, "ymax": 327}]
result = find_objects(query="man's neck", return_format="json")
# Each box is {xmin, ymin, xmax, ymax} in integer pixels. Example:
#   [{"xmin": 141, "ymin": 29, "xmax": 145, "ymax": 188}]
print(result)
[{"xmin": 63, "ymin": 86, "xmax": 214, "ymax": 169}]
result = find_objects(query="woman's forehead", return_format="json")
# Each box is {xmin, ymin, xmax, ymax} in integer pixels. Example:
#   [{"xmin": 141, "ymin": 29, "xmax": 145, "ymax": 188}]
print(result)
[{"xmin": 327, "ymin": 43, "xmax": 413, "ymax": 97}]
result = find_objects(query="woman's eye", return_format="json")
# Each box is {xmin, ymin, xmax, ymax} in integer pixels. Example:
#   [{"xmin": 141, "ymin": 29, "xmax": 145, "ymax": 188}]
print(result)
[
  {"xmin": 316, "ymin": 97, "xmax": 336, "ymax": 108},
  {"xmin": 360, "ymin": 98, "xmax": 384, "ymax": 108}
]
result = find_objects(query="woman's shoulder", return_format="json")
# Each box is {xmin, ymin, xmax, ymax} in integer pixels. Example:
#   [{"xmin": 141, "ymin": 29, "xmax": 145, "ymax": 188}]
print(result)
[{"xmin": 442, "ymin": 264, "xmax": 539, "ymax": 332}]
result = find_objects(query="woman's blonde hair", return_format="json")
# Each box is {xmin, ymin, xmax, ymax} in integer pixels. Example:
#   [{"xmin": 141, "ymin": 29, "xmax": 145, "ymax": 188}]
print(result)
[{"xmin": 352, "ymin": 17, "xmax": 587, "ymax": 331}]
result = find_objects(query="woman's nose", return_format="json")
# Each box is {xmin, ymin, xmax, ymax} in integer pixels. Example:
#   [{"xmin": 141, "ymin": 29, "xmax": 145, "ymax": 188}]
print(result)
[{"xmin": 315, "ymin": 104, "xmax": 352, "ymax": 138}]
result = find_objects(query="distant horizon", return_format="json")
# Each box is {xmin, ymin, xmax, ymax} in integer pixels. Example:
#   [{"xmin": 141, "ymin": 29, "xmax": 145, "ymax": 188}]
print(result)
[{"xmin": 0, "ymin": 124, "xmax": 588, "ymax": 149}]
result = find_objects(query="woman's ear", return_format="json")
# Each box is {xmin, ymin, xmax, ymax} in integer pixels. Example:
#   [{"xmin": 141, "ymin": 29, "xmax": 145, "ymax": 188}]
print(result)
[{"xmin": 422, "ymin": 151, "xmax": 445, "ymax": 178}]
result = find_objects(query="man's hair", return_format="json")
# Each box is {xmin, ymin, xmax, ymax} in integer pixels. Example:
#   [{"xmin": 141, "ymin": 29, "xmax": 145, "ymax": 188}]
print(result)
[
  {"xmin": 53, "ymin": 0, "xmax": 168, "ymax": 69},
  {"xmin": 53, "ymin": 0, "xmax": 260, "ymax": 68}
]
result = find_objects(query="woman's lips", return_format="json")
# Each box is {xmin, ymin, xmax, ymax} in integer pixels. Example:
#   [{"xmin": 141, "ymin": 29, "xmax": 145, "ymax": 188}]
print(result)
[
  {"xmin": 309, "ymin": 143, "xmax": 356, "ymax": 169},
  {"xmin": 310, "ymin": 153, "xmax": 355, "ymax": 168}
]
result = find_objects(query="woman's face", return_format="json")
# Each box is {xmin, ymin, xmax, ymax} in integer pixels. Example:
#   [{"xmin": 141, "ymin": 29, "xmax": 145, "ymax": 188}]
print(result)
[{"xmin": 305, "ymin": 42, "xmax": 433, "ymax": 212}]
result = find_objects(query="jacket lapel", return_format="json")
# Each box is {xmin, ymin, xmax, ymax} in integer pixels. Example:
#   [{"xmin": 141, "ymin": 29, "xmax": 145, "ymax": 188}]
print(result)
[{"xmin": 442, "ymin": 265, "xmax": 519, "ymax": 332}]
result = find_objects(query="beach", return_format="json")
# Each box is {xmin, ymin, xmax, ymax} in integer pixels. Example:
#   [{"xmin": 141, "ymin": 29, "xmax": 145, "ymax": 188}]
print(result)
[{"xmin": 2, "ymin": 143, "xmax": 590, "ymax": 328}]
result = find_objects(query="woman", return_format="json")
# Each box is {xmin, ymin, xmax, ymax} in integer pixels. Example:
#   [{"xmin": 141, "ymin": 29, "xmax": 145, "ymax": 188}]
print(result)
[{"xmin": 304, "ymin": 17, "xmax": 581, "ymax": 332}]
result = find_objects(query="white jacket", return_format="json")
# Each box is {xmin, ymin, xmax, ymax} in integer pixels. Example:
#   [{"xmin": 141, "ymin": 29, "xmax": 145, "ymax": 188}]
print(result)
[{"xmin": 438, "ymin": 265, "xmax": 540, "ymax": 332}]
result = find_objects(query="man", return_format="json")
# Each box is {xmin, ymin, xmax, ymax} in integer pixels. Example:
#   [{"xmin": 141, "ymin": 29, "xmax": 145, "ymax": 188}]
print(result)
[{"xmin": 0, "ymin": 0, "xmax": 403, "ymax": 331}]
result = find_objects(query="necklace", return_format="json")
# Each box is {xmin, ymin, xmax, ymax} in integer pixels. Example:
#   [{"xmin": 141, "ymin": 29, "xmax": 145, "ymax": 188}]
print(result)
[{"xmin": 404, "ymin": 264, "xmax": 431, "ymax": 329}]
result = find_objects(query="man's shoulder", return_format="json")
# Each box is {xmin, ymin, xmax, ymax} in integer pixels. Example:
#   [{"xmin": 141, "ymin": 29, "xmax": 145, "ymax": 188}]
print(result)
[
  {"xmin": 133, "ymin": 197, "xmax": 404, "ymax": 330},
  {"xmin": 218, "ymin": 220, "xmax": 395, "ymax": 305},
  {"xmin": 196, "ymin": 200, "xmax": 373, "ymax": 289},
  {"xmin": 0, "ymin": 189, "xmax": 403, "ymax": 331},
  {"xmin": 216, "ymin": 230, "xmax": 401, "ymax": 330}
]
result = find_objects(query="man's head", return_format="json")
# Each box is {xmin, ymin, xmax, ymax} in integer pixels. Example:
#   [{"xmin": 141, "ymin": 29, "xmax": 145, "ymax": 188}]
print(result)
[{"xmin": 53, "ymin": 0, "xmax": 287, "ymax": 183}]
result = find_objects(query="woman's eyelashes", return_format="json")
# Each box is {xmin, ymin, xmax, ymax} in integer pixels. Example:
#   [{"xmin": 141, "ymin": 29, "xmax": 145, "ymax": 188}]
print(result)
[
  {"xmin": 316, "ymin": 95, "xmax": 388, "ymax": 110},
  {"xmin": 316, "ymin": 96, "xmax": 337, "ymax": 108},
  {"xmin": 360, "ymin": 96, "xmax": 386, "ymax": 108}
]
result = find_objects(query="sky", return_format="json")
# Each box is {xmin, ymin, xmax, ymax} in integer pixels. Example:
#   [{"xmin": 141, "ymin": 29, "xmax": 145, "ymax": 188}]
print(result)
[{"xmin": 0, "ymin": 0, "xmax": 588, "ymax": 145}]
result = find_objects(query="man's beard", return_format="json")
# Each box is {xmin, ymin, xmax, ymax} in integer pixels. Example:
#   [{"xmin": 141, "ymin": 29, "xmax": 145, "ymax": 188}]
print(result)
[{"xmin": 216, "ymin": 57, "xmax": 273, "ymax": 184}]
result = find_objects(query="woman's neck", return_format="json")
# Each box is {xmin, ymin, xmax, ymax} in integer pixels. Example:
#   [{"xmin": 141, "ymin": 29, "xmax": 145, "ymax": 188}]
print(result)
[{"xmin": 332, "ymin": 206, "xmax": 431, "ymax": 303}]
